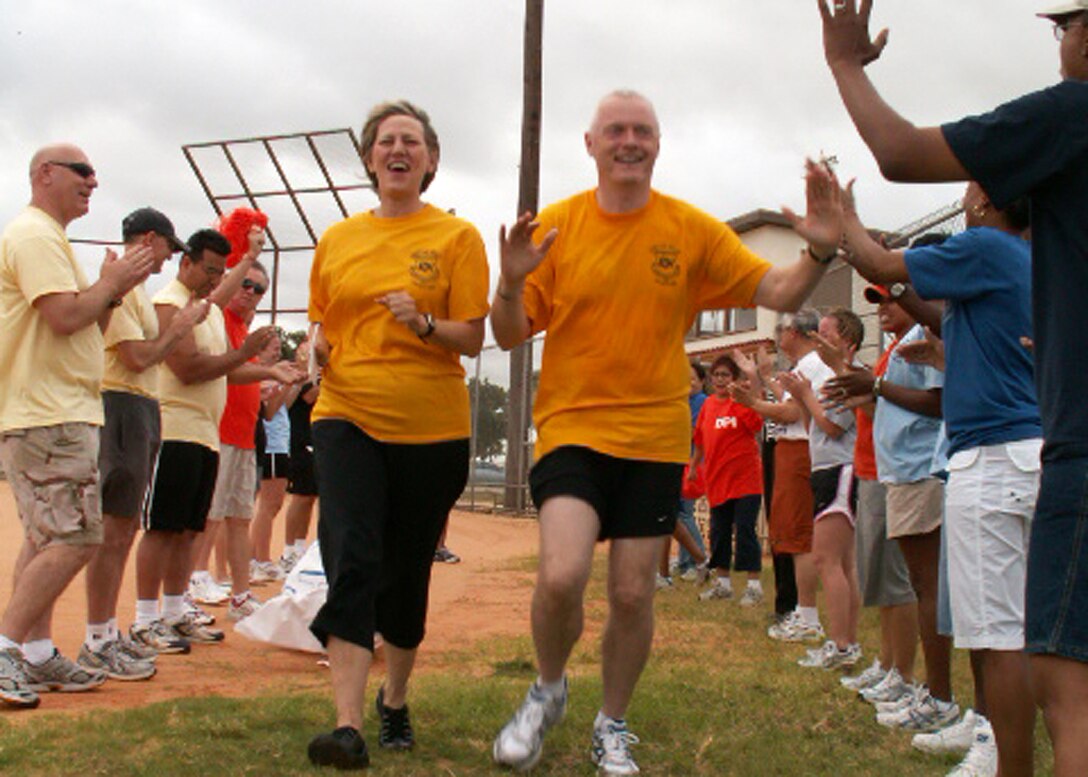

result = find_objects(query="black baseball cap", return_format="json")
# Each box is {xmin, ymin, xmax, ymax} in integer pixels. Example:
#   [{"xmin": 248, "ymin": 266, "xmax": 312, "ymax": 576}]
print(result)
[{"xmin": 122, "ymin": 207, "xmax": 189, "ymax": 253}]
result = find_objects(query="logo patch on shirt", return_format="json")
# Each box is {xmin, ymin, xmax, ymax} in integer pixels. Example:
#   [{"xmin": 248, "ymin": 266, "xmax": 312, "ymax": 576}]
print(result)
[
  {"xmin": 650, "ymin": 245, "xmax": 681, "ymax": 286},
  {"xmin": 410, "ymin": 251, "xmax": 441, "ymax": 287}
]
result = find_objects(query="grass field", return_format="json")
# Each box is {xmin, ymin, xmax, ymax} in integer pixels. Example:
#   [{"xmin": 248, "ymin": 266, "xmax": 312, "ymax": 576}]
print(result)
[{"xmin": 0, "ymin": 555, "xmax": 1054, "ymax": 776}]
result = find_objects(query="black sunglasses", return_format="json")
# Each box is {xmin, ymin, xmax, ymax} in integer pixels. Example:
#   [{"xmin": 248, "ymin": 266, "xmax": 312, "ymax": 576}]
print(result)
[
  {"xmin": 241, "ymin": 278, "xmax": 267, "ymax": 295},
  {"xmin": 48, "ymin": 160, "xmax": 96, "ymax": 179}
]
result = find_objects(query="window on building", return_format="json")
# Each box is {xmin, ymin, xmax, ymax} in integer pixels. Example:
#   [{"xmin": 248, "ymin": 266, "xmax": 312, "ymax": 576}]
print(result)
[{"xmin": 691, "ymin": 307, "xmax": 757, "ymax": 337}]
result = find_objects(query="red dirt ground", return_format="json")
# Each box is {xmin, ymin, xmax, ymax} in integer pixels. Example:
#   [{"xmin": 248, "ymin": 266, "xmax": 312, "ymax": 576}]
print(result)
[{"xmin": 0, "ymin": 483, "xmax": 541, "ymax": 719}]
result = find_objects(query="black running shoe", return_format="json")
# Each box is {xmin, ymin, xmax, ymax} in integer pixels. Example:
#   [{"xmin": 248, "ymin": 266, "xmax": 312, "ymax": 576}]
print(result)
[
  {"xmin": 308, "ymin": 726, "xmax": 370, "ymax": 770},
  {"xmin": 376, "ymin": 687, "xmax": 415, "ymax": 750}
]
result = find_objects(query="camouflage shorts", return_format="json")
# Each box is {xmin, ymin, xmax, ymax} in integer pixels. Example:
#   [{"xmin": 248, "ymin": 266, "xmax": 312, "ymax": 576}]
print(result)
[{"xmin": 0, "ymin": 423, "xmax": 103, "ymax": 549}]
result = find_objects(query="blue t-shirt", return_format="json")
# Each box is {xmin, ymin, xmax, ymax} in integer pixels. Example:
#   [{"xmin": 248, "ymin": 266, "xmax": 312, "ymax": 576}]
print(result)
[
  {"xmin": 942, "ymin": 80, "xmax": 1088, "ymax": 461},
  {"xmin": 263, "ymin": 404, "xmax": 290, "ymax": 455},
  {"xmin": 874, "ymin": 325, "xmax": 944, "ymax": 483},
  {"xmin": 905, "ymin": 227, "xmax": 1040, "ymax": 456}
]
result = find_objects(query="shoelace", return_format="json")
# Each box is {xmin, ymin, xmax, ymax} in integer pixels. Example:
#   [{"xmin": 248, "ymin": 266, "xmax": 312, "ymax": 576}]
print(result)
[
  {"xmin": 381, "ymin": 705, "xmax": 412, "ymax": 741},
  {"xmin": 598, "ymin": 724, "xmax": 640, "ymax": 765}
]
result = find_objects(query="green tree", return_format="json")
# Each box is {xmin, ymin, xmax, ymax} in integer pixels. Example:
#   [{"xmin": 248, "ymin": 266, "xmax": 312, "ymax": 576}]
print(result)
[{"xmin": 467, "ymin": 378, "xmax": 508, "ymax": 461}]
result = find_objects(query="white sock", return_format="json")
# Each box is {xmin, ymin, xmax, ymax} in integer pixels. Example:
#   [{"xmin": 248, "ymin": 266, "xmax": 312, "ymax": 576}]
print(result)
[
  {"xmin": 536, "ymin": 676, "xmax": 566, "ymax": 698},
  {"xmin": 716, "ymin": 576, "xmax": 732, "ymax": 591},
  {"xmin": 594, "ymin": 710, "xmax": 624, "ymax": 730},
  {"xmin": 292, "ymin": 540, "xmax": 306, "ymax": 553},
  {"xmin": 162, "ymin": 594, "xmax": 185, "ymax": 620},
  {"xmin": 135, "ymin": 598, "xmax": 160, "ymax": 626},
  {"xmin": 23, "ymin": 639, "xmax": 55, "ymax": 665},
  {"xmin": 85, "ymin": 622, "xmax": 111, "ymax": 648},
  {"xmin": 107, "ymin": 618, "xmax": 119, "ymax": 641},
  {"xmin": 799, "ymin": 606, "xmax": 820, "ymax": 627},
  {"xmin": 0, "ymin": 635, "xmax": 20, "ymax": 651},
  {"xmin": 231, "ymin": 590, "xmax": 252, "ymax": 605},
  {"xmin": 747, "ymin": 579, "xmax": 762, "ymax": 592},
  {"xmin": 191, "ymin": 569, "xmax": 211, "ymax": 584}
]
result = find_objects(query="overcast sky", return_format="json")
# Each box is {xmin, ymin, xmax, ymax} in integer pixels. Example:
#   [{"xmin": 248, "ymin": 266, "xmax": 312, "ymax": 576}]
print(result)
[{"xmin": 0, "ymin": 1, "xmax": 1062, "ymax": 383}]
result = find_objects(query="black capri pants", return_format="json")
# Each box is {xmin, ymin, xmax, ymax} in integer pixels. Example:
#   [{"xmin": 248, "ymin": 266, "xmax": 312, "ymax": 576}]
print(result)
[
  {"xmin": 707, "ymin": 494, "xmax": 763, "ymax": 572},
  {"xmin": 309, "ymin": 419, "xmax": 469, "ymax": 652}
]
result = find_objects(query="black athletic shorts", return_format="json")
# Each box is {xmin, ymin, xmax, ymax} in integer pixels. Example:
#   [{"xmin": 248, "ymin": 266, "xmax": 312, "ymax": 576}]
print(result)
[
  {"xmin": 529, "ymin": 445, "xmax": 682, "ymax": 540},
  {"xmin": 259, "ymin": 452, "xmax": 290, "ymax": 481},
  {"xmin": 99, "ymin": 391, "xmax": 161, "ymax": 518},
  {"xmin": 144, "ymin": 441, "xmax": 219, "ymax": 533}
]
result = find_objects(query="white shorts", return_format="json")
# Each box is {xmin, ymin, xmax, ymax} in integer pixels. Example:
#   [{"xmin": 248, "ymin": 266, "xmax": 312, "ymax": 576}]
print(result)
[{"xmin": 945, "ymin": 438, "xmax": 1041, "ymax": 650}]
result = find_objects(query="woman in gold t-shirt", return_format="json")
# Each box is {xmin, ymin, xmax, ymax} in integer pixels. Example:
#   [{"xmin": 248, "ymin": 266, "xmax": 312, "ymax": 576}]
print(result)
[{"xmin": 306, "ymin": 101, "xmax": 489, "ymax": 769}]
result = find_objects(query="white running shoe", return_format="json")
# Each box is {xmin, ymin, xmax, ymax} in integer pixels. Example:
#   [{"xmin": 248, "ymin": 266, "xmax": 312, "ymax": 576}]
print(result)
[
  {"xmin": 278, "ymin": 548, "xmax": 302, "ymax": 575},
  {"xmin": 912, "ymin": 709, "xmax": 979, "ymax": 755},
  {"xmin": 189, "ymin": 575, "xmax": 230, "ymax": 606},
  {"xmin": 769, "ymin": 612, "xmax": 825, "ymax": 643},
  {"xmin": 877, "ymin": 687, "xmax": 960, "ymax": 732},
  {"xmin": 698, "ymin": 583, "xmax": 732, "ymax": 601},
  {"xmin": 654, "ymin": 575, "xmax": 674, "ymax": 591},
  {"xmin": 798, "ymin": 640, "xmax": 859, "ymax": 670},
  {"xmin": 591, "ymin": 716, "xmax": 641, "ymax": 775},
  {"xmin": 493, "ymin": 678, "xmax": 568, "ymax": 771},
  {"xmin": 228, "ymin": 592, "xmax": 262, "ymax": 622},
  {"xmin": 860, "ymin": 667, "xmax": 912, "ymax": 704},
  {"xmin": 841, "ymin": 659, "xmax": 886, "ymax": 692},
  {"xmin": 738, "ymin": 587, "xmax": 763, "ymax": 607},
  {"xmin": 947, "ymin": 717, "xmax": 997, "ymax": 777}
]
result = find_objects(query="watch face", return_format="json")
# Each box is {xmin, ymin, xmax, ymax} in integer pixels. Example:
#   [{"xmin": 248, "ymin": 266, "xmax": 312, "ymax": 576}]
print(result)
[{"xmin": 890, "ymin": 283, "xmax": 906, "ymax": 299}]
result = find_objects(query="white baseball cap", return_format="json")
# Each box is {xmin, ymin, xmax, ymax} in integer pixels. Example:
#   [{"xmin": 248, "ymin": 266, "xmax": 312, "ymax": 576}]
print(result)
[{"xmin": 1038, "ymin": 0, "xmax": 1088, "ymax": 19}]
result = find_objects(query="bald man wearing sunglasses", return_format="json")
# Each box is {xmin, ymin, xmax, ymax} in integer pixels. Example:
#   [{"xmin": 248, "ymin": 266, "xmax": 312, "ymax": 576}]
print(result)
[{"xmin": 0, "ymin": 144, "xmax": 155, "ymax": 708}]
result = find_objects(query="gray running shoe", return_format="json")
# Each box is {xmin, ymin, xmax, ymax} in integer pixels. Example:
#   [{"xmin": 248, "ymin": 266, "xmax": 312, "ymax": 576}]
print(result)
[
  {"xmin": 698, "ymin": 584, "xmax": 733, "ymax": 601},
  {"xmin": 166, "ymin": 612, "xmax": 225, "ymax": 644},
  {"xmin": 912, "ymin": 708, "xmax": 980, "ymax": 756},
  {"xmin": 738, "ymin": 587, "xmax": 764, "ymax": 608},
  {"xmin": 493, "ymin": 678, "xmax": 568, "ymax": 771},
  {"xmin": 0, "ymin": 647, "xmax": 39, "ymax": 708},
  {"xmin": 25, "ymin": 650, "xmax": 106, "ymax": 692},
  {"xmin": 130, "ymin": 620, "xmax": 191, "ymax": 655},
  {"xmin": 118, "ymin": 631, "xmax": 158, "ymax": 662},
  {"xmin": 841, "ymin": 659, "xmax": 886, "ymax": 692},
  {"xmin": 78, "ymin": 640, "xmax": 155, "ymax": 681}
]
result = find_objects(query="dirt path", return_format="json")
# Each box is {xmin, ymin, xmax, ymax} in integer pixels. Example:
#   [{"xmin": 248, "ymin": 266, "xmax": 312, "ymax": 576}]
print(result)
[{"xmin": 0, "ymin": 483, "xmax": 541, "ymax": 718}]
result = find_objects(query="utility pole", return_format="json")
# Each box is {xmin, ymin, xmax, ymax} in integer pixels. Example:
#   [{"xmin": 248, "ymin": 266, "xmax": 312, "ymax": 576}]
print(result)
[{"xmin": 505, "ymin": 0, "xmax": 543, "ymax": 511}]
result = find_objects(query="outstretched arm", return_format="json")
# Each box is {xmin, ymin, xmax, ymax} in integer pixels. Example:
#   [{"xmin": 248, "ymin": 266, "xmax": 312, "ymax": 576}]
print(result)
[
  {"xmin": 819, "ymin": 0, "xmax": 968, "ymax": 182},
  {"xmin": 490, "ymin": 212, "xmax": 557, "ymax": 350}
]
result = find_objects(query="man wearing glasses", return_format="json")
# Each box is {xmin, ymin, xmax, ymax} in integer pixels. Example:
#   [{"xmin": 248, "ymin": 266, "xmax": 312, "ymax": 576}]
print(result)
[
  {"xmin": 820, "ymin": 2, "xmax": 1088, "ymax": 774},
  {"xmin": 0, "ymin": 145, "xmax": 155, "ymax": 708}
]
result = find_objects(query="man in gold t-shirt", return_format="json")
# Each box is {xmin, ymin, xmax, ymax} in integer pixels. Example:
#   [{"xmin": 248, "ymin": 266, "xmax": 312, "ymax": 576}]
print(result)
[
  {"xmin": 490, "ymin": 91, "xmax": 843, "ymax": 774},
  {"xmin": 0, "ymin": 144, "xmax": 154, "ymax": 709}
]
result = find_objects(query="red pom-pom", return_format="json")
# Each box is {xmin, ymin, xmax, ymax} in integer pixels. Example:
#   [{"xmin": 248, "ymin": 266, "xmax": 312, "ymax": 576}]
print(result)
[{"xmin": 216, "ymin": 208, "xmax": 269, "ymax": 267}]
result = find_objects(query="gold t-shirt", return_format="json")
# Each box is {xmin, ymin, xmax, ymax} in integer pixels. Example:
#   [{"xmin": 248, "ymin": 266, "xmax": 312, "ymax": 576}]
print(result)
[
  {"xmin": 524, "ymin": 189, "xmax": 771, "ymax": 463},
  {"xmin": 309, "ymin": 205, "xmax": 490, "ymax": 442},
  {"xmin": 0, "ymin": 206, "xmax": 104, "ymax": 432},
  {"xmin": 102, "ymin": 283, "xmax": 159, "ymax": 398},
  {"xmin": 153, "ymin": 278, "xmax": 227, "ymax": 451}
]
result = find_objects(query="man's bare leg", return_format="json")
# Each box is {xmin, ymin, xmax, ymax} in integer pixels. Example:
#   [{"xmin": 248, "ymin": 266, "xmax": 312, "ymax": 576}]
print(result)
[
  {"xmin": 0, "ymin": 540, "xmax": 95, "ymax": 642},
  {"xmin": 1032, "ymin": 654, "xmax": 1088, "ymax": 777},
  {"xmin": 532, "ymin": 496, "xmax": 599, "ymax": 683},
  {"xmin": 85, "ymin": 514, "xmax": 140, "ymax": 625},
  {"xmin": 883, "ymin": 602, "xmax": 918, "ymax": 681},
  {"xmin": 225, "ymin": 517, "xmax": 252, "ymax": 596},
  {"xmin": 979, "ymin": 649, "xmax": 1034, "ymax": 777},
  {"xmin": 601, "ymin": 535, "xmax": 665, "ymax": 719}
]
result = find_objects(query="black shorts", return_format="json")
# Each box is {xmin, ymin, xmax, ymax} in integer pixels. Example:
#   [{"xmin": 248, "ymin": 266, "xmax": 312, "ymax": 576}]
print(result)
[
  {"xmin": 259, "ymin": 452, "xmax": 290, "ymax": 481},
  {"xmin": 287, "ymin": 444, "xmax": 318, "ymax": 496},
  {"xmin": 529, "ymin": 445, "xmax": 682, "ymax": 540},
  {"xmin": 99, "ymin": 391, "xmax": 161, "ymax": 518},
  {"xmin": 144, "ymin": 441, "xmax": 219, "ymax": 533},
  {"xmin": 811, "ymin": 463, "xmax": 857, "ymax": 524}
]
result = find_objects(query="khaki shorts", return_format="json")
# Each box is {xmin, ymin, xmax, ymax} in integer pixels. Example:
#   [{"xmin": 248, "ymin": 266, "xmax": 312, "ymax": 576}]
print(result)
[
  {"xmin": 0, "ymin": 423, "xmax": 103, "ymax": 549},
  {"xmin": 208, "ymin": 443, "xmax": 256, "ymax": 520},
  {"xmin": 886, "ymin": 478, "xmax": 944, "ymax": 539}
]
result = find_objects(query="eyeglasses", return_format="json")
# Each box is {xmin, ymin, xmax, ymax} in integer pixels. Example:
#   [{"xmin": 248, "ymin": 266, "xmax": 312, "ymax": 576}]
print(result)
[
  {"xmin": 1053, "ymin": 18, "xmax": 1086, "ymax": 41},
  {"xmin": 711, "ymin": 371, "xmax": 732, "ymax": 379},
  {"xmin": 241, "ymin": 278, "xmax": 267, "ymax": 295},
  {"xmin": 48, "ymin": 160, "xmax": 96, "ymax": 179}
]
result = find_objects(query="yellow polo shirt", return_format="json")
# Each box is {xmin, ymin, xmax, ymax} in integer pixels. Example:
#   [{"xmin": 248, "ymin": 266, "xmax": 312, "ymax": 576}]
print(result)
[{"xmin": 102, "ymin": 283, "xmax": 159, "ymax": 398}]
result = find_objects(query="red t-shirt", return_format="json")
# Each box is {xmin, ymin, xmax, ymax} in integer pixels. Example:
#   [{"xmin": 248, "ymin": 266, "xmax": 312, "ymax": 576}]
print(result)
[
  {"xmin": 218, "ymin": 308, "xmax": 261, "ymax": 449},
  {"xmin": 854, "ymin": 342, "xmax": 895, "ymax": 480},
  {"xmin": 692, "ymin": 394, "xmax": 763, "ymax": 506}
]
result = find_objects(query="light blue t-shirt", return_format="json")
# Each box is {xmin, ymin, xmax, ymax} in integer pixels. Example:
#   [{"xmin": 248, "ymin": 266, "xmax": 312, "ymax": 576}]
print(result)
[
  {"xmin": 263, "ymin": 404, "xmax": 290, "ymax": 455},
  {"xmin": 905, "ymin": 227, "xmax": 1040, "ymax": 456},
  {"xmin": 874, "ymin": 325, "xmax": 944, "ymax": 484}
]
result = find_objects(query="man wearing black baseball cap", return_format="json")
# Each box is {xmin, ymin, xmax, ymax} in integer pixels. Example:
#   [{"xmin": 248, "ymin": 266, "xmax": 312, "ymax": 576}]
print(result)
[
  {"xmin": 79, "ymin": 208, "xmax": 209, "ymax": 678},
  {"xmin": 820, "ymin": 2, "xmax": 1088, "ymax": 774}
]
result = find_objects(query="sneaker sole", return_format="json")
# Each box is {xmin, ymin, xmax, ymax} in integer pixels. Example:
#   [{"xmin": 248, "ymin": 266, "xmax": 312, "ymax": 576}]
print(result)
[
  {"xmin": 27, "ymin": 677, "xmax": 106, "ymax": 693},
  {"xmin": 0, "ymin": 688, "xmax": 40, "ymax": 708},
  {"xmin": 78, "ymin": 659, "xmax": 156, "ymax": 682},
  {"xmin": 492, "ymin": 737, "xmax": 544, "ymax": 772}
]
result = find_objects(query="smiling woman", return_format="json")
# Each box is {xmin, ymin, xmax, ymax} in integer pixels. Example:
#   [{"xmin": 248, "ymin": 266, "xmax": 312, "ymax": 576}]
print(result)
[{"xmin": 304, "ymin": 100, "xmax": 490, "ymax": 770}]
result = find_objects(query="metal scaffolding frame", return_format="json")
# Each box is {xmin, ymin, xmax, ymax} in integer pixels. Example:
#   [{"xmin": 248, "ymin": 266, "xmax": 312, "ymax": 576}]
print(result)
[{"xmin": 181, "ymin": 128, "xmax": 372, "ymax": 322}]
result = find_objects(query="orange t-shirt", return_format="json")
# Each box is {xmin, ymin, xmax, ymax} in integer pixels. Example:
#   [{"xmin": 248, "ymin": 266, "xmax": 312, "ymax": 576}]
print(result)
[
  {"xmin": 309, "ymin": 205, "xmax": 490, "ymax": 442},
  {"xmin": 524, "ymin": 190, "xmax": 771, "ymax": 464},
  {"xmin": 854, "ymin": 343, "xmax": 894, "ymax": 480}
]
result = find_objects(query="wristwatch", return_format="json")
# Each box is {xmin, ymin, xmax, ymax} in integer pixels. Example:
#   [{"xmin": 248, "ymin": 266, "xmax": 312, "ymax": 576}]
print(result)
[
  {"xmin": 888, "ymin": 282, "xmax": 907, "ymax": 301},
  {"xmin": 417, "ymin": 313, "xmax": 436, "ymax": 342}
]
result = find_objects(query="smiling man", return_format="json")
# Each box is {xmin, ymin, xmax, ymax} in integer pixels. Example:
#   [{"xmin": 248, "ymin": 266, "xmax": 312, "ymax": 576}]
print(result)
[
  {"xmin": 0, "ymin": 144, "xmax": 154, "ymax": 708},
  {"xmin": 489, "ymin": 90, "xmax": 843, "ymax": 775}
]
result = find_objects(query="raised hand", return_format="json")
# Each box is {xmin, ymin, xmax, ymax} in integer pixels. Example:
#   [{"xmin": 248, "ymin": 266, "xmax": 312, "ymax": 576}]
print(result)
[
  {"xmin": 755, "ymin": 345, "xmax": 776, "ymax": 382},
  {"xmin": 731, "ymin": 348, "xmax": 759, "ymax": 383},
  {"xmin": 897, "ymin": 326, "xmax": 945, "ymax": 371},
  {"xmin": 818, "ymin": 0, "xmax": 890, "ymax": 70},
  {"xmin": 777, "ymin": 370, "xmax": 811, "ymax": 400},
  {"xmin": 167, "ymin": 298, "xmax": 210, "ymax": 337},
  {"xmin": 498, "ymin": 211, "xmax": 558, "ymax": 289},
  {"xmin": 808, "ymin": 330, "xmax": 847, "ymax": 374},
  {"xmin": 241, "ymin": 325, "xmax": 276, "ymax": 359},
  {"xmin": 246, "ymin": 226, "xmax": 266, "ymax": 259},
  {"xmin": 101, "ymin": 244, "xmax": 156, "ymax": 297},
  {"xmin": 782, "ymin": 158, "xmax": 843, "ymax": 258},
  {"xmin": 821, "ymin": 364, "xmax": 875, "ymax": 407}
]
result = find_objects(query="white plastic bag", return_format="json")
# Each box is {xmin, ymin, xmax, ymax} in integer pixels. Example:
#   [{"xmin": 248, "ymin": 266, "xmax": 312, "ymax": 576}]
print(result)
[{"xmin": 235, "ymin": 541, "xmax": 327, "ymax": 653}]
